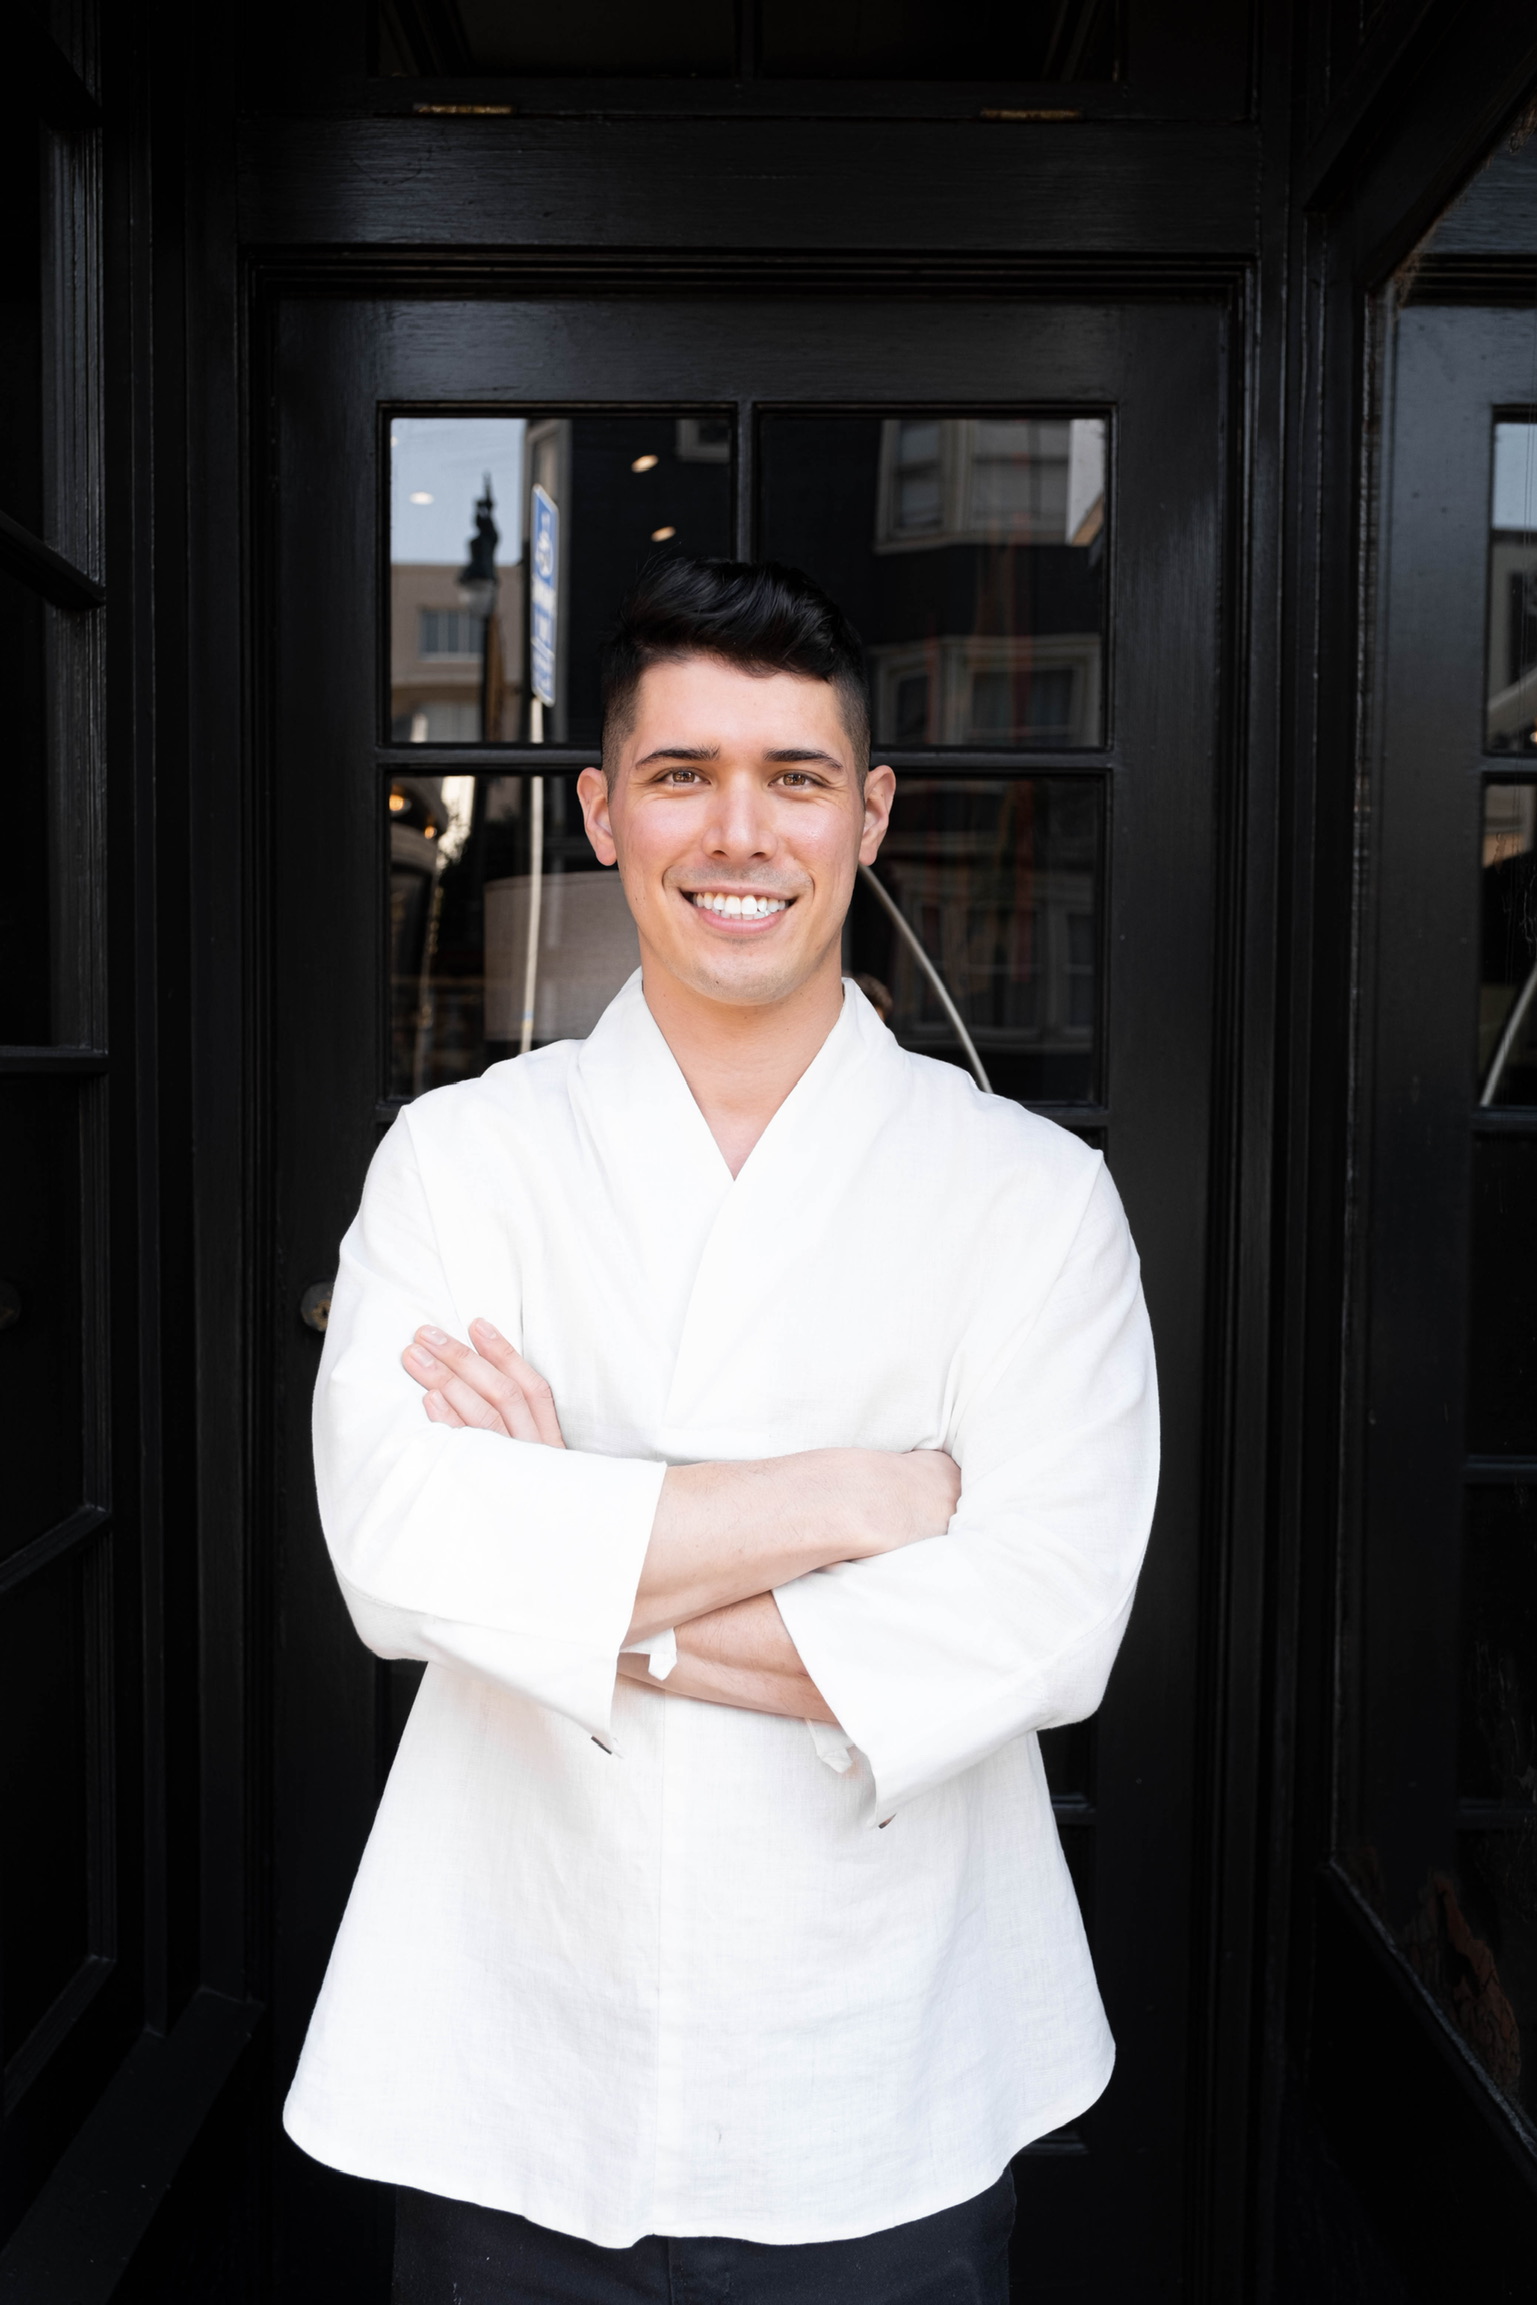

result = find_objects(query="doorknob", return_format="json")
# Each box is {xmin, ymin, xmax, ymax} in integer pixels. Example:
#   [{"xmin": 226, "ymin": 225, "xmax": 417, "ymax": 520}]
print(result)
[{"xmin": 300, "ymin": 1280, "xmax": 335, "ymax": 1333}]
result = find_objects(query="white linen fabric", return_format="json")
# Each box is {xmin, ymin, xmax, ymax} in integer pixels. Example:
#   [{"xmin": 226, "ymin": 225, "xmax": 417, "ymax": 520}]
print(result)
[{"xmin": 283, "ymin": 974, "xmax": 1159, "ymax": 2248}]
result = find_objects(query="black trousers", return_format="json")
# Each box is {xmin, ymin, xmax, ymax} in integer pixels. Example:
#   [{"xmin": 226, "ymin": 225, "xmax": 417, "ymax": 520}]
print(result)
[{"xmin": 392, "ymin": 2169, "xmax": 1016, "ymax": 2304}]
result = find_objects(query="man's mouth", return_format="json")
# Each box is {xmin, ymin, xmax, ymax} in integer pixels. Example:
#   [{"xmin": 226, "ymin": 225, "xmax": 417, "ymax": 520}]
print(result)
[{"xmin": 688, "ymin": 891, "xmax": 792, "ymax": 919}]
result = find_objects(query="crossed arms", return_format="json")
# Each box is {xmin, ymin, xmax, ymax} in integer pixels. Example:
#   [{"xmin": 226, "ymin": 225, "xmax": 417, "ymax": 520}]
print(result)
[
  {"xmin": 401, "ymin": 1317, "xmax": 960, "ymax": 1726},
  {"xmin": 314, "ymin": 1112, "xmax": 1157, "ymax": 1815}
]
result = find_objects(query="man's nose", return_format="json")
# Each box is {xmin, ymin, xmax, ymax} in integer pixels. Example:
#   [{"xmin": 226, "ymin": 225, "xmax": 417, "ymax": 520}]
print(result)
[{"xmin": 702, "ymin": 778, "xmax": 777, "ymax": 858}]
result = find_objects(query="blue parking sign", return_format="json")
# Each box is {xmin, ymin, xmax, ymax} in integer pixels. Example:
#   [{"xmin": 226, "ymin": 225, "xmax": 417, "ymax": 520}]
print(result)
[{"xmin": 531, "ymin": 484, "xmax": 559, "ymax": 708}]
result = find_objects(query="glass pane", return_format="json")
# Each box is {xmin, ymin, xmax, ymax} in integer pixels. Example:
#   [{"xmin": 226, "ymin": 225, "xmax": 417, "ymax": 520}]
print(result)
[
  {"xmin": 847, "ymin": 777, "xmax": 1100, "ymax": 1103},
  {"xmin": 379, "ymin": 0, "xmax": 735, "ymax": 75},
  {"xmin": 760, "ymin": 415, "xmax": 1106, "ymax": 748},
  {"xmin": 0, "ymin": 121, "xmax": 43, "ymax": 535},
  {"xmin": 0, "ymin": 1546, "xmax": 92, "ymax": 2062},
  {"xmin": 390, "ymin": 413, "xmax": 733, "ymax": 747},
  {"xmin": 1487, "ymin": 422, "xmax": 1537, "ymax": 755},
  {"xmin": 389, "ymin": 771, "xmax": 636, "ymax": 1098},
  {"xmin": 387, "ymin": 770, "xmax": 1097, "ymax": 1106},
  {"xmin": 1038, "ymin": 1719, "xmax": 1095, "ymax": 1803},
  {"xmin": 1479, "ymin": 780, "xmax": 1537, "ymax": 1104},
  {"xmin": 1055, "ymin": 1817, "xmax": 1094, "ymax": 1942},
  {"xmin": 1461, "ymin": 1484, "xmax": 1537, "ymax": 1805},
  {"xmin": 1466, "ymin": 1136, "xmax": 1537, "ymax": 1456},
  {"xmin": 760, "ymin": 0, "xmax": 1117, "ymax": 79},
  {"xmin": 0, "ymin": 567, "xmax": 51, "ymax": 1043},
  {"xmin": 0, "ymin": 1081, "xmax": 83, "ymax": 1553}
]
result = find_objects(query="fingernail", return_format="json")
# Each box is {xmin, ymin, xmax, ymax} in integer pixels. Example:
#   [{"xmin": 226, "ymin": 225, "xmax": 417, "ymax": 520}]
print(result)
[
  {"xmin": 472, "ymin": 1317, "xmax": 502, "ymax": 1341},
  {"xmin": 405, "ymin": 1345, "xmax": 436, "ymax": 1371},
  {"xmin": 420, "ymin": 1325, "xmax": 449, "ymax": 1346}
]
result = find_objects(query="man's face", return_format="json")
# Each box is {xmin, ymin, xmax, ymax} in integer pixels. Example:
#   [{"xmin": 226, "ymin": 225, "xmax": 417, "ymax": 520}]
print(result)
[{"xmin": 576, "ymin": 655, "xmax": 895, "ymax": 1010}]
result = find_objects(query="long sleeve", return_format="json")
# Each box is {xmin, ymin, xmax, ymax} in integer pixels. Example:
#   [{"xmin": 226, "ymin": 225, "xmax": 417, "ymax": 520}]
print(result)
[
  {"xmin": 312, "ymin": 1111, "xmax": 667, "ymax": 1740},
  {"xmin": 774, "ymin": 1162, "xmax": 1157, "ymax": 1816}
]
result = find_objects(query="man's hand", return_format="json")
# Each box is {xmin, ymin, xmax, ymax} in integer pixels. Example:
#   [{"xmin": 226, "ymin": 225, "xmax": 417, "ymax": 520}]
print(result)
[
  {"xmin": 402, "ymin": 1320, "xmax": 565, "ymax": 1447},
  {"xmin": 618, "ymin": 1592, "xmax": 839, "ymax": 1725}
]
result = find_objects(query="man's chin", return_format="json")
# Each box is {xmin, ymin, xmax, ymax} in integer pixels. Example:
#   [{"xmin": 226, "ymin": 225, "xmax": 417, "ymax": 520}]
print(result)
[{"xmin": 645, "ymin": 936, "xmax": 827, "ymax": 1011}]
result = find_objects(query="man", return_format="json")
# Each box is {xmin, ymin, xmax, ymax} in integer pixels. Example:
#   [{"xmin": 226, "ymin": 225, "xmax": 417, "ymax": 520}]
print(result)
[{"xmin": 285, "ymin": 558, "xmax": 1158, "ymax": 2303}]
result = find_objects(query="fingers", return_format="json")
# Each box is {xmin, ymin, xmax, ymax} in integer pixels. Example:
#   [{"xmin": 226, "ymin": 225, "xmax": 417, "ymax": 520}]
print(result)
[
  {"xmin": 423, "ymin": 1389, "xmax": 468, "ymax": 1429},
  {"xmin": 403, "ymin": 1337, "xmax": 533, "ymax": 1439},
  {"xmin": 400, "ymin": 1322, "xmax": 564, "ymax": 1448},
  {"xmin": 468, "ymin": 1318, "xmax": 566, "ymax": 1448}
]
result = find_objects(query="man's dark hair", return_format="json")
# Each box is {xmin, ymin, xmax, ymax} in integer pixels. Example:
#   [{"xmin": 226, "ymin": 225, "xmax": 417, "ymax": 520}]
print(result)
[{"xmin": 600, "ymin": 556, "xmax": 871, "ymax": 772}]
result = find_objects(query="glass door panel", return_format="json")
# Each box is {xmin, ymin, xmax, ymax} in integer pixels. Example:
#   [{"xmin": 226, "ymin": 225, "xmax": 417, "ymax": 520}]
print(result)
[
  {"xmin": 389, "ymin": 411, "xmax": 733, "ymax": 745},
  {"xmin": 760, "ymin": 411, "xmax": 1107, "ymax": 747},
  {"xmin": 850, "ymin": 776, "xmax": 1101, "ymax": 1102},
  {"xmin": 385, "ymin": 768, "xmax": 1101, "ymax": 1105},
  {"xmin": 275, "ymin": 292, "xmax": 1225, "ymax": 2304}
]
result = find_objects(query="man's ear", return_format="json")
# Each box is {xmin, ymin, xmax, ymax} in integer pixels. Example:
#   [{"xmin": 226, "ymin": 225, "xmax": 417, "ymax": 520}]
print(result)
[
  {"xmin": 859, "ymin": 765, "xmax": 896, "ymax": 865},
  {"xmin": 577, "ymin": 765, "xmax": 618, "ymax": 866}
]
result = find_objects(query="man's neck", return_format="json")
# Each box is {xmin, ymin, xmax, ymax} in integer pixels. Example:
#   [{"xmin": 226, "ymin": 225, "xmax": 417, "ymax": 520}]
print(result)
[{"xmin": 639, "ymin": 949, "xmax": 846, "ymax": 1179}]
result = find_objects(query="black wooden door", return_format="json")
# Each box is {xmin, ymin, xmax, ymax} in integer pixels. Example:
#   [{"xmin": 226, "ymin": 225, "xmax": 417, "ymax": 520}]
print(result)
[
  {"xmin": 265, "ymin": 291, "xmax": 1225, "ymax": 2302},
  {"xmin": 1315, "ymin": 292, "xmax": 1537, "ymax": 2270}
]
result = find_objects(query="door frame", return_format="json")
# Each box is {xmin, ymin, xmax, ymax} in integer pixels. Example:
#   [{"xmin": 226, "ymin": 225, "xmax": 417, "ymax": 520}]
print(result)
[{"xmin": 252, "ymin": 266, "xmax": 1264, "ymax": 2301}]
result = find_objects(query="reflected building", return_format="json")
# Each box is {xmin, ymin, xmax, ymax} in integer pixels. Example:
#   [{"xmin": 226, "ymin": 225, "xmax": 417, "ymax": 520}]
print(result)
[{"xmin": 388, "ymin": 558, "xmax": 525, "ymax": 742}]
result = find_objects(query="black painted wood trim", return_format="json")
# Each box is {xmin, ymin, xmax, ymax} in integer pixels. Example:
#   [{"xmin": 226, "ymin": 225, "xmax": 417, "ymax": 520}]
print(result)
[
  {"xmin": 0, "ymin": 1993, "xmax": 263, "ymax": 2305},
  {"xmin": 236, "ymin": 117, "xmax": 1261, "ymax": 256},
  {"xmin": 253, "ymin": 248, "xmax": 1249, "ymax": 302},
  {"xmin": 0, "ymin": 1507, "xmax": 110, "ymax": 1601},
  {"xmin": 0, "ymin": 1047, "xmax": 109, "ymax": 1074},
  {"xmin": 0, "ymin": 513, "xmax": 104, "ymax": 613}
]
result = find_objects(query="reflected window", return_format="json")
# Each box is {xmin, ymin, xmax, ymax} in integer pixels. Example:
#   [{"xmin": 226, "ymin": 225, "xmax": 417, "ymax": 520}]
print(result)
[
  {"xmin": 762, "ymin": 413, "xmax": 1107, "ymax": 748},
  {"xmin": 389, "ymin": 413, "xmax": 733, "ymax": 747},
  {"xmin": 1486, "ymin": 421, "xmax": 1537, "ymax": 755},
  {"xmin": 1479, "ymin": 780, "xmax": 1537, "ymax": 1105},
  {"xmin": 847, "ymin": 777, "xmax": 1100, "ymax": 1104}
]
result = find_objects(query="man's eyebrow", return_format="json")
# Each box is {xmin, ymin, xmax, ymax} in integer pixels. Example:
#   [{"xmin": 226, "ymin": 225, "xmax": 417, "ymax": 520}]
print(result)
[
  {"xmin": 633, "ymin": 744, "xmax": 722, "ymax": 766},
  {"xmin": 764, "ymin": 747, "xmax": 846, "ymax": 769}
]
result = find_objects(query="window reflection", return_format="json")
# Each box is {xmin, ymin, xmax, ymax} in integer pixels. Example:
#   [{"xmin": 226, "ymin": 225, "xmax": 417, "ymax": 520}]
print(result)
[
  {"xmin": 761, "ymin": 414, "xmax": 1107, "ymax": 748},
  {"xmin": 389, "ymin": 413, "xmax": 733, "ymax": 747},
  {"xmin": 1486, "ymin": 421, "xmax": 1537, "ymax": 755},
  {"xmin": 1478, "ymin": 780, "xmax": 1537, "ymax": 1104},
  {"xmin": 387, "ymin": 771, "xmax": 1097, "ymax": 1107},
  {"xmin": 389, "ymin": 772, "xmax": 635, "ymax": 1099},
  {"xmin": 846, "ymin": 777, "xmax": 1099, "ymax": 1103}
]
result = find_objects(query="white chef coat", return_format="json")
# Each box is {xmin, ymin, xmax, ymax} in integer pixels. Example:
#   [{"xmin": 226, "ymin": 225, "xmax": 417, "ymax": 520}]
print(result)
[{"xmin": 283, "ymin": 974, "xmax": 1159, "ymax": 2248}]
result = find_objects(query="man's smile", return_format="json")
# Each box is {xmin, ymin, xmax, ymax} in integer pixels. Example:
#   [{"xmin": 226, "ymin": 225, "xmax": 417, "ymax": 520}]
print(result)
[{"xmin": 684, "ymin": 888, "xmax": 795, "ymax": 929}]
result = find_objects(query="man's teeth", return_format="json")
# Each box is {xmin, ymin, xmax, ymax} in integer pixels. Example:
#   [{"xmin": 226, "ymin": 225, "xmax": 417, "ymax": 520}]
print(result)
[{"xmin": 692, "ymin": 892, "xmax": 789, "ymax": 918}]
